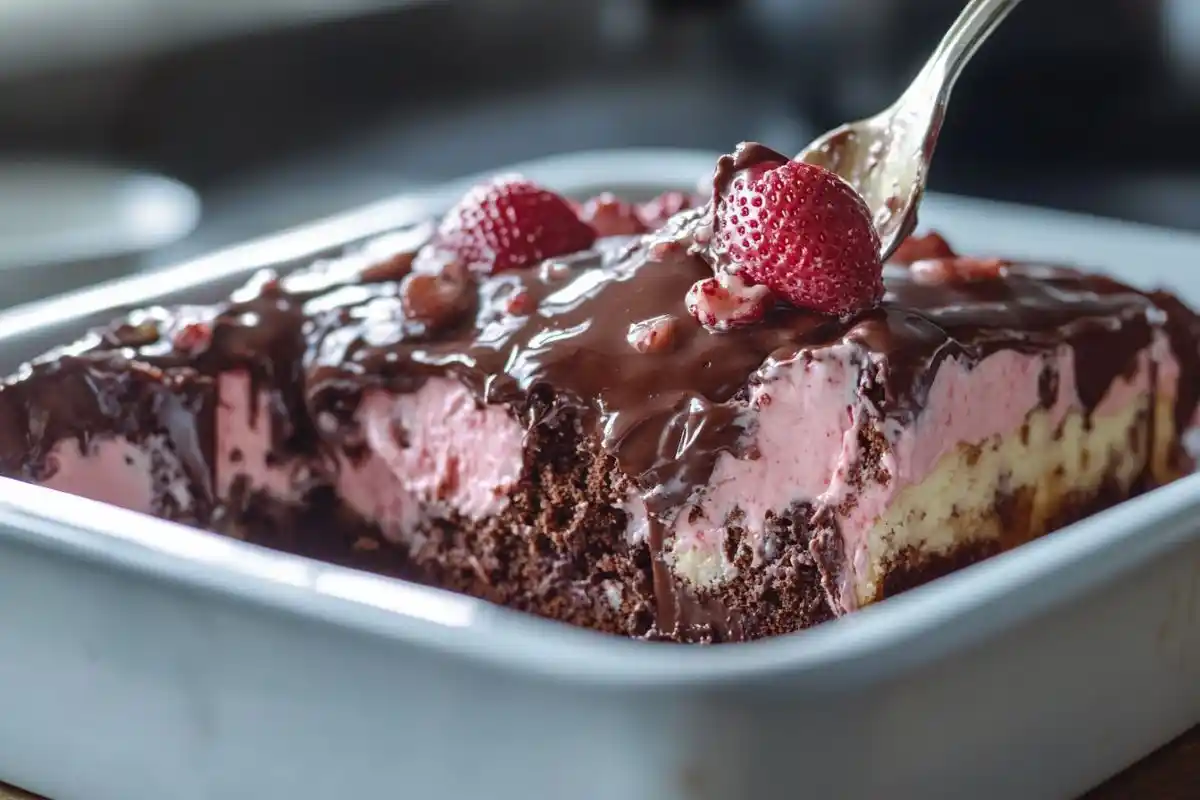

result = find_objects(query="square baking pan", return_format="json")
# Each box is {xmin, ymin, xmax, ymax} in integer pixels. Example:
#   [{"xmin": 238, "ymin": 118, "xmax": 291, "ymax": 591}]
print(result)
[{"xmin": 0, "ymin": 150, "xmax": 1196, "ymax": 800}]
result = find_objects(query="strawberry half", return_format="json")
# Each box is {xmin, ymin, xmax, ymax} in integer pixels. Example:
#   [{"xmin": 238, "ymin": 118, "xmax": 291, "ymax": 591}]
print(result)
[
  {"xmin": 710, "ymin": 147, "xmax": 883, "ymax": 316},
  {"xmin": 430, "ymin": 174, "xmax": 597, "ymax": 274}
]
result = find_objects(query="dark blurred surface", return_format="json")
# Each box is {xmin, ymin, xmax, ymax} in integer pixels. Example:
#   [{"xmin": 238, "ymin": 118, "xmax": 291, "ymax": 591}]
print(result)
[{"xmin": 0, "ymin": 0, "xmax": 1196, "ymax": 266}]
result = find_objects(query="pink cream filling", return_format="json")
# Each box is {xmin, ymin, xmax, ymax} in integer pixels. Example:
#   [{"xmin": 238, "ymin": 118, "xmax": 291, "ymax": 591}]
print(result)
[
  {"xmin": 661, "ymin": 344, "xmax": 865, "ymax": 581},
  {"xmin": 33, "ymin": 332, "xmax": 1183, "ymax": 601},
  {"xmin": 39, "ymin": 437, "xmax": 172, "ymax": 514},
  {"xmin": 662, "ymin": 336, "xmax": 1171, "ymax": 604},
  {"xmin": 216, "ymin": 371, "xmax": 314, "ymax": 503},
  {"xmin": 334, "ymin": 378, "xmax": 525, "ymax": 542},
  {"xmin": 38, "ymin": 369, "xmax": 318, "ymax": 515}
]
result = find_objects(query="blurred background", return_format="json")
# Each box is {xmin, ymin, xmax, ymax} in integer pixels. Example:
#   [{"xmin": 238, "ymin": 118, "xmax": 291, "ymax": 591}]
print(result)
[{"xmin": 0, "ymin": 0, "xmax": 1197, "ymax": 305}]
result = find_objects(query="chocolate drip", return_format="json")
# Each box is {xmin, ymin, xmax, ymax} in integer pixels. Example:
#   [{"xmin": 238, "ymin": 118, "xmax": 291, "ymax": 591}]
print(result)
[
  {"xmin": 98, "ymin": 285, "xmax": 314, "ymax": 455},
  {"xmin": 711, "ymin": 142, "xmax": 792, "ymax": 199},
  {"xmin": 1148, "ymin": 290, "xmax": 1200, "ymax": 434},
  {"xmin": 0, "ymin": 353, "xmax": 216, "ymax": 520}
]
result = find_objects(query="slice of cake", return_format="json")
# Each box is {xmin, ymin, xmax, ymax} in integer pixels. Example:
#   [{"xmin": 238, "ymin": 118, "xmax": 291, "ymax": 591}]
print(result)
[
  {"xmin": 0, "ymin": 145, "xmax": 1195, "ymax": 643},
  {"xmin": 0, "ymin": 228, "xmax": 427, "ymax": 577}
]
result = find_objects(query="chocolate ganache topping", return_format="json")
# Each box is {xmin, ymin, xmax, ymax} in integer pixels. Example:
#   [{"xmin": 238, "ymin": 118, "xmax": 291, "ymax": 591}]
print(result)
[{"xmin": 305, "ymin": 225, "xmax": 1172, "ymax": 524}]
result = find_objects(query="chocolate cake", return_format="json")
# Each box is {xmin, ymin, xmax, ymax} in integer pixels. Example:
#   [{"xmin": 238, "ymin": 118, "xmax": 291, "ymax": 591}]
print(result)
[{"xmin": 1, "ymin": 144, "xmax": 1197, "ymax": 643}]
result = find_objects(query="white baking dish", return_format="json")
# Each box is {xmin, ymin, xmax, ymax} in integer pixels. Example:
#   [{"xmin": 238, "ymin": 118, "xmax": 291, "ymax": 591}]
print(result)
[{"xmin": 0, "ymin": 149, "xmax": 1195, "ymax": 800}]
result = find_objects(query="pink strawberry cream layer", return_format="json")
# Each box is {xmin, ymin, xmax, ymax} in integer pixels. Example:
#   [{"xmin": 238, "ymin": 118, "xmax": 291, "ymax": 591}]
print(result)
[
  {"xmin": 39, "ymin": 436, "xmax": 194, "ymax": 516},
  {"xmin": 654, "ymin": 332, "xmax": 1178, "ymax": 613},
  {"xmin": 332, "ymin": 379, "xmax": 525, "ymax": 541},
  {"xmin": 304, "ymin": 331, "xmax": 1176, "ymax": 613},
  {"xmin": 39, "ymin": 370, "xmax": 318, "ymax": 517},
  {"xmin": 215, "ymin": 371, "xmax": 316, "ymax": 503}
]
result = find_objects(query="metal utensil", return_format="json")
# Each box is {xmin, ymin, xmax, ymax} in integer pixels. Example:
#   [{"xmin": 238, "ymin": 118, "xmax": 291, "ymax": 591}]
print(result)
[{"xmin": 797, "ymin": 0, "xmax": 1023, "ymax": 260}]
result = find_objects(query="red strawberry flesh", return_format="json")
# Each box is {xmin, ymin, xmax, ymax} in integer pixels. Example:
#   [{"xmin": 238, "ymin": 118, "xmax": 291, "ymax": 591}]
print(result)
[{"xmin": 685, "ymin": 273, "xmax": 773, "ymax": 332}]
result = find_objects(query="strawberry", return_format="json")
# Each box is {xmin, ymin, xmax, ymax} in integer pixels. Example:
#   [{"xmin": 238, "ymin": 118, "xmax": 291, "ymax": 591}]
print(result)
[
  {"xmin": 578, "ymin": 192, "xmax": 647, "ymax": 237},
  {"xmin": 710, "ymin": 149, "xmax": 883, "ymax": 316},
  {"xmin": 685, "ymin": 273, "xmax": 773, "ymax": 332},
  {"xmin": 891, "ymin": 231, "xmax": 956, "ymax": 265},
  {"xmin": 430, "ymin": 174, "xmax": 597, "ymax": 274},
  {"xmin": 172, "ymin": 321, "xmax": 212, "ymax": 355}
]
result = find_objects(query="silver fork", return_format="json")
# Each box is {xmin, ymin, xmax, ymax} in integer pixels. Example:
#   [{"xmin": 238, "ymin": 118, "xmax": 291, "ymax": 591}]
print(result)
[{"xmin": 797, "ymin": 0, "xmax": 1024, "ymax": 261}]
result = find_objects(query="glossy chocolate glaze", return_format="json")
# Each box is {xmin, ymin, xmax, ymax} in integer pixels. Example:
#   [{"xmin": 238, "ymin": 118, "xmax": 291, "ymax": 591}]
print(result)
[{"xmin": 305, "ymin": 234, "xmax": 1173, "ymax": 514}]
